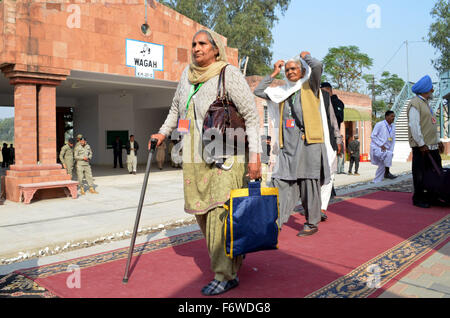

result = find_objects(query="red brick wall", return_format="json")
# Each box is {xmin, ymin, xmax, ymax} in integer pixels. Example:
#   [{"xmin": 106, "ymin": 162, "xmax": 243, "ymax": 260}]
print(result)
[
  {"xmin": 38, "ymin": 85, "xmax": 57, "ymax": 164},
  {"xmin": 0, "ymin": 1, "xmax": 238, "ymax": 81},
  {"xmin": 14, "ymin": 84, "xmax": 37, "ymax": 165}
]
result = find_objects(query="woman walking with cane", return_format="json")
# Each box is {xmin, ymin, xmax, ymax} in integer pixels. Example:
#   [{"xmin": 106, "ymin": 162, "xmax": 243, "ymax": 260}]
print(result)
[{"xmin": 150, "ymin": 30, "xmax": 261, "ymax": 296}]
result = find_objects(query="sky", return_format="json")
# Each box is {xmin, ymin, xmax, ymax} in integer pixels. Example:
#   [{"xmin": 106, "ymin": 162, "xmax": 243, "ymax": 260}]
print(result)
[{"xmin": 271, "ymin": 0, "xmax": 441, "ymax": 92}]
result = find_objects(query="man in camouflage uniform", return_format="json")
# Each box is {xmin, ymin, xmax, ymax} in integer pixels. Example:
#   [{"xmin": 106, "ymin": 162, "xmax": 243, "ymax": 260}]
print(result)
[
  {"xmin": 74, "ymin": 137, "xmax": 98, "ymax": 195},
  {"xmin": 75, "ymin": 134, "xmax": 83, "ymax": 149},
  {"xmin": 59, "ymin": 138, "xmax": 75, "ymax": 178}
]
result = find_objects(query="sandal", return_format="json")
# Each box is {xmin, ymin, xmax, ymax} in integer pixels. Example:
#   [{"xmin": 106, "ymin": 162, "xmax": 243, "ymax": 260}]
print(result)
[{"xmin": 201, "ymin": 277, "xmax": 239, "ymax": 296}]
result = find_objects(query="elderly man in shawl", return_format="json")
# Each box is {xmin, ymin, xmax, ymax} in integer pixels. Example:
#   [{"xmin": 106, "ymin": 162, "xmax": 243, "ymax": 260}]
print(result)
[
  {"xmin": 254, "ymin": 52, "xmax": 330, "ymax": 237},
  {"xmin": 407, "ymin": 75, "xmax": 445, "ymax": 208},
  {"xmin": 370, "ymin": 110, "xmax": 397, "ymax": 183},
  {"xmin": 151, "ymin": 30, "xmax": 261, "ymax": 296}
]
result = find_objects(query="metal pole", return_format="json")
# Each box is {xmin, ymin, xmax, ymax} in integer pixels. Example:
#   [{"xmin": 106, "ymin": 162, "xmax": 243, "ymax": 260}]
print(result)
[
  {"xmin": 122, "ymin": 138, "xmax": 158, "ymax": 284},
  {"xmin": 405, "ymin": 40, "xmax": 410, "ymax": 83}
]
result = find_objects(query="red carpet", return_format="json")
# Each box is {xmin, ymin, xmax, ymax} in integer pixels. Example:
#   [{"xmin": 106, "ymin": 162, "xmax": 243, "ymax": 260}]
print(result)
[{"xmin": 18, "ymin": 191, "xmax": 449, "ymax": 298}]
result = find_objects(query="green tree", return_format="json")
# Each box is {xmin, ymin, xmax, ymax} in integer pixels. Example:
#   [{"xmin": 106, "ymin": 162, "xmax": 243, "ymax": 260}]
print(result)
[
  {"xmin": 322, "ymin": 46, "xmax": 373, "ymax": 92},
  {"xmin": 378, "ymin": 71, "xmax": 405, "ymax": 108},
  {"xmin": 363, "ymin": 72, "xmax": 405, "ymax": 125},
  {"xmin": 426, "ymin": 0, "xmax": 450, "ymax": 73},
  {"xmin": 160, "ymin": 0, "xmax": 291, "ymax": 76},
  {"xmin": 0, "ymin": 117, "xmax": 14, "ymax": 142}
]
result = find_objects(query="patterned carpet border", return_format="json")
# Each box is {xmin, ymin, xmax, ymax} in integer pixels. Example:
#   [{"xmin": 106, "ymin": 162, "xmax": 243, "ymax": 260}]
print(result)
[
  {"xmin": 305, "ymin": 215, "xmax": 450, "ymax": 298},
  {"xmin": 0, "ymin": 183, "xmax": 417, "ymax": 298}
]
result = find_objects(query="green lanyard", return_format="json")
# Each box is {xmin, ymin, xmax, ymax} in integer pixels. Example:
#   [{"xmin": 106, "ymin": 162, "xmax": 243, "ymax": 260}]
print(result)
[{"xmin": 185, "ymin": 83, "xmax": 203, "ymax": 112}]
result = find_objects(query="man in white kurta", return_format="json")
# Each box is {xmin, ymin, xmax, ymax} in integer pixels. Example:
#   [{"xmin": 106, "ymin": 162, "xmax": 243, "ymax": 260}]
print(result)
[{"xmin": 370, "ymin": 111, "xmax": 397, "ymax": 183}]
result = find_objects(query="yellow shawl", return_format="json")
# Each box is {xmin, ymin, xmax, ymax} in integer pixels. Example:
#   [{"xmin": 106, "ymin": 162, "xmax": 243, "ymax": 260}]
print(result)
[{"xmin": 279, "ymin": 80, "xmax": 324, "ymax": 148}]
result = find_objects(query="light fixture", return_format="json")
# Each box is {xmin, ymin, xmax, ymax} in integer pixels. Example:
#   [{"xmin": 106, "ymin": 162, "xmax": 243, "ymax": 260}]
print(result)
[
  {"xmin": 141, "ymin": 23, "xmax": 150, "ymax": 36},
  {"xmin": 141, "ymin": 0, "xmax": 151, "ymax": 36}
]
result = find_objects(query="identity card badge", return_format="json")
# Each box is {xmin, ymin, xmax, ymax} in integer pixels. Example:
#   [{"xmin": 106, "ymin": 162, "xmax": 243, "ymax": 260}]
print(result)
[
  {"xmin": 286, "ymin": 119, "xmax": 295, "ymax": 129},
  {"xmin": 177, "ymin": 119, "xmax": 190, "ymax": 134}
]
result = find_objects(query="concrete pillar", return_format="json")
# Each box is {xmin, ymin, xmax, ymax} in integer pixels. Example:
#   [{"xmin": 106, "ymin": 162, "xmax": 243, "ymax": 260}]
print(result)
[
  {"xmin": 13, "ymin": 83, "xmax": 38, "ymax": 165},
  {"xmin": 0, "ymin": 64, "xmax": 71, "ymax": 202},
  {"xmin": 38, "ymin": 85, "xmax": 57, "ymax": 164}
]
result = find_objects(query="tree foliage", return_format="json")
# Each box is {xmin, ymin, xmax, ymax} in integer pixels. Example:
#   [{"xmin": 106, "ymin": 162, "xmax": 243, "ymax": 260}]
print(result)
[
  {"xmin": 427, "ymin": 0, "xmax": 450, "ymax": 73},
  {"xmin": 0, "ymin": 117, "xmax": 14, "ymax": 142},
  {"xmin": 160, "ymin": 0, "xmax": 291, "ymax": 75},
  {"xmin": 322, "ymin": 46, "xmax": 373, "ymax": 93},
  {"xmin": 363, "ymin": 71, "xmax": 405, "ymax": 125}
]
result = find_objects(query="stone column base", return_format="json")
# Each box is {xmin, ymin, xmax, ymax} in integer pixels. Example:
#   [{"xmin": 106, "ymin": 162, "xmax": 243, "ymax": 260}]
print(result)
[{"xmin": 5, "ymin": 164, "xmax": 71, "ymax": 202}]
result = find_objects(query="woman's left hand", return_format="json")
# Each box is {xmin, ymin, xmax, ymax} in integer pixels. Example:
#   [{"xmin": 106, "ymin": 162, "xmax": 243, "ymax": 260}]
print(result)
[{"xmin": 247, "ymin": 152, "xmax": 262, "ymax": 180}]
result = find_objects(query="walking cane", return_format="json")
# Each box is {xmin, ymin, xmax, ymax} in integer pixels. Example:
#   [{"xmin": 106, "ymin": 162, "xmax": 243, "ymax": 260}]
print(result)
[{"xmin": 122, "ymin": 138, "xmax": 158, "ymax": 284}]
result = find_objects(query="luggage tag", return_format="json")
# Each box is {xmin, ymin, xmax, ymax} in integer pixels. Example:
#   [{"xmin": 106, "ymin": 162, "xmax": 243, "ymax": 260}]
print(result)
[
  {"xmin": 177, "ymin": 119, "xmax": 190, "ymax": 134},
  {"xmin": 178, "ymin": 83, "xmax": 203, "ymax": 134},
  {"xmin": 286, "ymin": 119, "xmax": 295, "ymax": 129},
  {"xmin": 431, "ymin": 117, "xmax": 437, "ymax": 125},
  {"xmin": 388, "ymin": 138, "xmax": 393, "ymax": 142}
]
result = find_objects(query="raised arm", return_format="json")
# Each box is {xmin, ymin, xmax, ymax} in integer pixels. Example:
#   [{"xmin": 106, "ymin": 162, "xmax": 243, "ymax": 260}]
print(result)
[
  {"xmin": 254, "ymin": 60, "xmax": 285, "ymax": 100},
  {"xmin": 302, "ymin": 53, "xmax": 323, "ymax": 96}
]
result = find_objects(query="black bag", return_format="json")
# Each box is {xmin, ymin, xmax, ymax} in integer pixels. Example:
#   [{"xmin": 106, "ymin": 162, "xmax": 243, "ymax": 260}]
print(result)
[
  {"xmin": 423, "ymin": 153, "xmax": 450, "ymax": 204},
  {"xmin": 202, "ymin": 65, "xmax": 247, "ymax": 164}
]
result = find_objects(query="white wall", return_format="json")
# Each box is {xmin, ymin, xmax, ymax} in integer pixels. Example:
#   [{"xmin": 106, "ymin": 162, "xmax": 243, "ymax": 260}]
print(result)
[
  {"xmin": 97, "ymin": 94, "xmax": 135, "ymax": 166},
  {"xmin": 73, "ymin": 96, "xmax": 100, "ymax": 163},
  {"xmin": 72, "ymin": 90, "xmax": 175, "ymax": 165}
]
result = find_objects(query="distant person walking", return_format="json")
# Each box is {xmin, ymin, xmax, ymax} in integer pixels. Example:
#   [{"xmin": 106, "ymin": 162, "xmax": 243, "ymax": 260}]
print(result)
[
  {"xmin": 336, "ymin": 140, "xmax": 345, "ymax": 174},
  {"xmin": 112, "ymin": 136, "xmax": 124, "ymax": 168},
  {"xmin": 348, "ymin": 135, "xmax": 360, "ymax": 175},
  {"xmin": 125, "ymin": 135, "xmax": 139, "ymax": 175},
  {"xmin": 370, "ymin": 111, "xmax": 397, "ymax": 183},
  {"xmin": 74, "ymin": 137, "xmax": 98, "ymax": 195},
  {"xmin": 1, "ymin": 143, "xmax": 9, "ymax": 168},
  {"xmin": 59, "ymin": 138, "xmax": 75, "ymax": 178},
  {"xmin": 8, "ymin": 144, "xmax": 14, "ymax": 165}
]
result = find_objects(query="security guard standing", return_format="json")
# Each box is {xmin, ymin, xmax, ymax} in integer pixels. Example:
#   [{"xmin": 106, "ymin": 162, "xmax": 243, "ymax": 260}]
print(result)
[
  {"xmin": 75, "ymin": 134, "xmax": 83, "ymax": 149},
  {"xmin": 59, "ymin": 138, "xmax": 75, "ymax": 178},
  {"xmin": 74, "ymin": 137, "xmax": 98, "ymax": 195}
]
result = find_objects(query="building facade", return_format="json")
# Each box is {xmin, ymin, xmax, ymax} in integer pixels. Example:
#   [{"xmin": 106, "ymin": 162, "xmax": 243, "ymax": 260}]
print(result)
[{"xmin": 0, "ymin": 0, "xmax": 238, "ymax": 201}]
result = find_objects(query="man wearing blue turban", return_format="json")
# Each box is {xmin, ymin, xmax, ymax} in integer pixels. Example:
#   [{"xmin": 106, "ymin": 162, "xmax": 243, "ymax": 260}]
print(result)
[{"xmin": 407, "ymin": 75, "xmax": 445, "ymax": 208}]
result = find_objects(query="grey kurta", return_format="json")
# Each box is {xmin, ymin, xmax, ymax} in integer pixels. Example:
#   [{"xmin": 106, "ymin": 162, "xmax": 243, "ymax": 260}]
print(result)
[
  {"xmin": 254, "ymin": 55, "xmax": 329, "ymax": 228},
  {"xmin": 254, "ymin": 56, "xmax": 330, "ymax": 183}
]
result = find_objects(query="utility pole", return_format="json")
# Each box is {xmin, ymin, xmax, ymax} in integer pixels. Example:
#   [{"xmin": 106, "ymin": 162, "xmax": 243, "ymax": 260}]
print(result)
[{"xmin": 405, "ymin": 40, "xmax": 410, "ymax": 83}]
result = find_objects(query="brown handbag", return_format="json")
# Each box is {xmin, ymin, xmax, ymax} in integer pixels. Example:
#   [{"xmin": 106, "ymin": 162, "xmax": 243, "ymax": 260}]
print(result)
[{"xmin": 202, "ymin": 65, "xmax": 247, "ymax": 159}]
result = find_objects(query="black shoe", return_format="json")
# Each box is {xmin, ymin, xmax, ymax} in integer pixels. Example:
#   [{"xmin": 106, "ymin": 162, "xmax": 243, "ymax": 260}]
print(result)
[
  {"xmin": 430, "ymin": 198, "xmax": 450, "ymax": 207},
  {"xmin": 384, "ymin": 173, "xmax": 397, "ymax": 179},
  {"xmin": 201, "ymin": 278, "xmax": 239, "ymax": 296},
  {"xmin": 413, "ymin": 201, "xmax": 431, "ymax": 209},
  {"xmin": 297, "ymin": 228, "xmax": 318, "ymax": 237}
]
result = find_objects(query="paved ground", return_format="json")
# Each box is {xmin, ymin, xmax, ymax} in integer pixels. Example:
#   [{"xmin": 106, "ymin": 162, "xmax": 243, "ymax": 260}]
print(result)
[
  {"xmin": 379, "ymin": 242, "xmax": 450, "ymax": 298},
  {"xmin": 0, "ymin": 159, "xmax": 448, "ymax": 298}
]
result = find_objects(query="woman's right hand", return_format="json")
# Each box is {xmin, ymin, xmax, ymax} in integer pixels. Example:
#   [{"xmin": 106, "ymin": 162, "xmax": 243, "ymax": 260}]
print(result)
[
  {"xmin": 149, "ymin": 134, "xmax": 166, "ymax": 150},
  {"xmin": 270, "ymin": 60, "xmax": 285, "ymax": 78}
]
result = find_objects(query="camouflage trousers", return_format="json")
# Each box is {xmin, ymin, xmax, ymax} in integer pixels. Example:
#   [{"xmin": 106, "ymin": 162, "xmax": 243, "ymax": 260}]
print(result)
[
  {"xmin": 76, "ymin": 163, "xmax": 94, "ymax": 187},
  {"xmin": 63, "ymin": 162, "xmax": 74, "ymax": 178}
]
